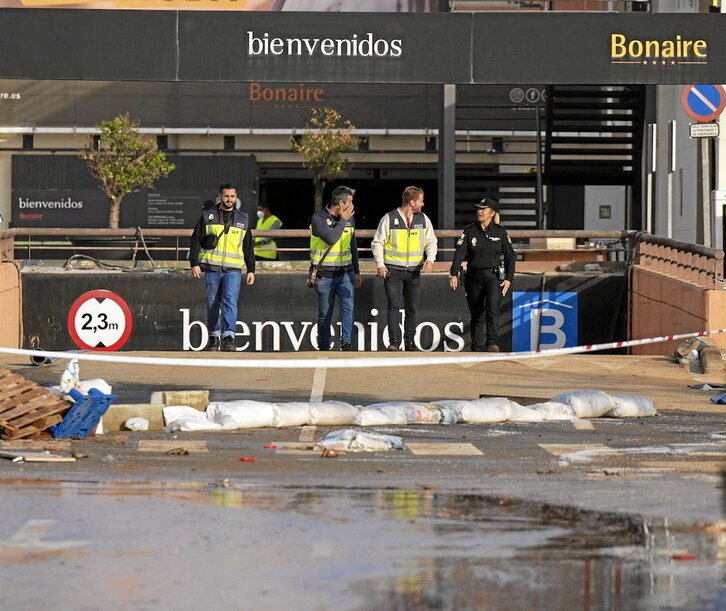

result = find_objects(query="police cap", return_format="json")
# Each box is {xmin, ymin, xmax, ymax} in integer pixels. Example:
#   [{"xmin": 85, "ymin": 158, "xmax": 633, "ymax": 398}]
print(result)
[{"xmin": 474, "ymin": 198, "xmax": 501, "ymax": 213}]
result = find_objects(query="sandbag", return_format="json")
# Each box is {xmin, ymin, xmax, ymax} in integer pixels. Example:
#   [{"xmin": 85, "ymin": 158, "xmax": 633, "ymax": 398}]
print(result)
[
  {"xmin": 506, "ymin": 403, "xmax": 547, "ymax": 422},
  {"xmin": 430, "ymin": 400, "xmax": 465, "ymax": 424},
  {"xmin": 206, "ymin": 400, "xmax": 276, "ymax": 429},
  {"xmin": 163, "ymin": 405, "xmax": 222, "ymax": 432},
  {"xmin": 528, "ymin": 401, "xmax": 576, "ymax": 420},
  {"xmin": 607, "ymin": 395, "xmax": 657, "ymax": 418},
  {"xmin": 366, "ymin": 401, "xmax": 443, "ymax": 424},
  {"xmin": 354, "ymin": 406, "xmax": 408, "ymax": 426},
  {"xmin": 308, "ymin": 401, "xmax": 359, "ymax": 425},
  {"xmin": 272, "ymin": 402, "xmax": 311, "ymax": 427},
  {"xmin": 460, "ymin": 397, "xmax": 512, "ymax": 423},
  {"xmin": 315, "ymin": 429, "xmax": 404, "ymax": 452},
  {"xmin": 550, "ymin": 391, "xmax": 616, "ymax": 419}
]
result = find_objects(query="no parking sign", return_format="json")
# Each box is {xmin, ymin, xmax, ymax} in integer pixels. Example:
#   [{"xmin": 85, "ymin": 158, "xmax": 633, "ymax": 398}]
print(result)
[
  {"xmin": 67, "ymin": 290, "xmax": 133, "ymax": 351},
  {"xmin": 681, "ymin": 84, "xmax": 726, "ymax": 122}
]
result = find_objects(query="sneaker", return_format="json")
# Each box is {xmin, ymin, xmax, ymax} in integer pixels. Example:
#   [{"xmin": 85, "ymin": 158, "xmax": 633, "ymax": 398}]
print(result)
[
  {"xmin": 340, "ymin": 342, "xmax": 354, "ymax": 351},
  {"xmin": 205, "ymin": 336, "xmax": 221, "ymax": 351},
  {"xmin": 386, "ymin": 345, "xmax": 399, "ymax": 352},
  {"xmin": 221, "ymin": 336, "xmax": 236, "ymax": 352},
  {"xmin": 485, "ymin": 343, "xmax": 500, "ymax": 352}
]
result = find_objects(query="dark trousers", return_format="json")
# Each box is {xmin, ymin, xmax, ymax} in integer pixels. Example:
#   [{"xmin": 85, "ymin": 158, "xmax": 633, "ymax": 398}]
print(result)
[
  {"xmin": 384, "ymin": 268, "xmax": 421, "ymax": 347},
  {"xmin": 464, "ymin": 269, "xmax": 502, "ymax": 350}
]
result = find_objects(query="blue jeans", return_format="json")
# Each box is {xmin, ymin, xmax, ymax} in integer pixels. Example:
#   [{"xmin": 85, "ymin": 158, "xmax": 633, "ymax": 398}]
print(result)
[
  {"xmin": 315, "ymin": 272, "xmax": 355, "ymax": 349},
  {"xmin": 204, "ymin": 270, "xmax": 242, "ymax": 338}
]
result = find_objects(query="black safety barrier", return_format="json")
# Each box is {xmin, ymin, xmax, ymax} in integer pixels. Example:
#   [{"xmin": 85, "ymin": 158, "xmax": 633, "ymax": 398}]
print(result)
[{"xmin": 22, "ymin": 271, "xmax": 626, "ymax": 353}]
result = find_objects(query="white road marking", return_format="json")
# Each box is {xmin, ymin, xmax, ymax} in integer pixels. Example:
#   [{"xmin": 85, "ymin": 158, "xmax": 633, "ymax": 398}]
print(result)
[
  {"xmin": 299, "ymin": 426, "xmax": 316, "ymax": 442},
  {"xmin": 310, "ymin": 366, "xmax": 327, "ymax": 402},
  {"xmin": 3, "ymin": 519, "xmax": 89, "ymax": 550}
]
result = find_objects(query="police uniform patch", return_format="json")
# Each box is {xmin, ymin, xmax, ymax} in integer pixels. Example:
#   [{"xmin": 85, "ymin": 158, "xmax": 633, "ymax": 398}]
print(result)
[
  {"xmin": 394, "ymin": 218, "xmax": 399, "ymax": 226},
  {"xmin": 472, "ymin": 237, "xmax": 477, "ymax": 246},
  {"xmin": 507, "ymin": 235, "xmax": 512, "ymax": 243},
  {"xmin": 456, "ymin": 232, "xmax": 465, "ymax": 246},
  {"xmin": 208, "ymin": 213, "xmax": 214, "ymax": 221},
  {"xmin": 326, "ymin": 218, "xmax": 333, "ymax": 226}
]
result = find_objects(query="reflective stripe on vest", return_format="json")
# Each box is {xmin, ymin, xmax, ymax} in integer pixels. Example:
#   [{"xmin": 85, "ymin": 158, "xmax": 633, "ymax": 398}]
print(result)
[
  {"xmin": 198, "ymin": 212, "xmax": 248, "ymax": 270},
  {"xmin": 254, "ymin": 214, "xmax": 281, "ymax": 260},
  {"xmin": 310, "ymin": 225, "xmax": 354, "ymax": 268},
  {"xmin": 382, "ymin": 211, "xmax": 426, "ymax": 268}
]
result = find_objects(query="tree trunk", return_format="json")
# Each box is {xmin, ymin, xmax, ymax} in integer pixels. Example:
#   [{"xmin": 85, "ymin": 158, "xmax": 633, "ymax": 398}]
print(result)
[
  {"xmin": 108, "ymin": 193, "xmax": 125, "ymax": 229},
  {"xmin": 313, "ymin": 178, "xmax": 326, "ymax": 212}
]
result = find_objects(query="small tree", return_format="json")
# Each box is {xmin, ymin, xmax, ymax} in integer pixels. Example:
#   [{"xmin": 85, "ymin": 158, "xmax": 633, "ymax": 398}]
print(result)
[
  {"xmin": 291, "ymin": 107, "xmax": 357, "ymax": 212},
  {"xmin": 81, "ymin": 114, "xmax": 175, "ymax": 229}
]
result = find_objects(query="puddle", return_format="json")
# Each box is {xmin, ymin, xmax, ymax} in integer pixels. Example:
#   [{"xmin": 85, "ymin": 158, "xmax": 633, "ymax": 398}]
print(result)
[{"xmin": 0, "ymin": 480, "xmax": 723, "ymax": 609}]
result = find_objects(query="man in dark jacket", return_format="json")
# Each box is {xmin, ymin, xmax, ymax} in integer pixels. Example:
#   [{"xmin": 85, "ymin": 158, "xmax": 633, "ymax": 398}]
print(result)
[{"xmin": 190, "ymin": 183, "xmax": 255, "ymax": 351}]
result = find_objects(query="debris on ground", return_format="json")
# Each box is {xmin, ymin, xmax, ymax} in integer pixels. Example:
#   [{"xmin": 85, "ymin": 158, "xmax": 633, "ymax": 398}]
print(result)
[
  {"xmin": 124, "ymin": 417, "xmax": 149, "ymax": 431},
  {"xmin": 315, "ymin": 429, "xmax": 405, "ymax": 452},
  {"xmin": 0, "ymin": 368, "xmax": 72, "ymax": 440},
  {"xmin": 0, "ymin": 449, "xmax": 76, "ymax": 462}
]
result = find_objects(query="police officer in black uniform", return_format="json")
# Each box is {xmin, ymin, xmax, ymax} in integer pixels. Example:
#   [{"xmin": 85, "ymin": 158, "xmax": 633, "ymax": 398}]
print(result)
[{"xmin": 449, "ymin": 198, "xmax": 516, "ymax": 352}]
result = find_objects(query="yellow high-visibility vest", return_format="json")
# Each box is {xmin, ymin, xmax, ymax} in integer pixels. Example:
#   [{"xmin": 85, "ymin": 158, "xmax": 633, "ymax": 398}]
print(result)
[
  {"xmin": 310, "ymin": 224, "xmax": 354, "ymax": 268},
  {"xmin": 383, "ymin": 211, "xmax": 426, "ymax": 268},
  {"xmin": 254, "ymin": 214, "xmax": 282, "ymax": 259},
  {"xmin": 198, "ymin": 208, "xmax": 249, "ymax": 270}
]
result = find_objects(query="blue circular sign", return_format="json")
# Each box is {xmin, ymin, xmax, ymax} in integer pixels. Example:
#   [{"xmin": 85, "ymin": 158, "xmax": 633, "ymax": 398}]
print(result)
[{"xmin": 682, "ymin": 85, "xmax": 726, "ymax": 122}]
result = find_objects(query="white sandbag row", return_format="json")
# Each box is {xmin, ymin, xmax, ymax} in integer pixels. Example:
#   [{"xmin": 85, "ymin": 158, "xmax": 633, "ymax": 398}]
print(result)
[{"xmin": 161, "ymin": 390, "xmax": 657, "ymax": 432}]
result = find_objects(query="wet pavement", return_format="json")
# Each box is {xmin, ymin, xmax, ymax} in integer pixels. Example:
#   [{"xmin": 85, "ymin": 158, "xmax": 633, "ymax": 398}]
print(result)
[
  {"xmin": 0, "ymin": 351, "xmax": 724, "ymax": 609},
  {"xmin": 1, "ymin": 481, "xmax": 724, "ymax": 610}
]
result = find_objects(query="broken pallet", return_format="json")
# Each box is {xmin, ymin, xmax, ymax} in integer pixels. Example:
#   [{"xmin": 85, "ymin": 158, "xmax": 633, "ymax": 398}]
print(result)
[{"xmin": 0, "ymin": 369, "xmax": 71, "ymax": 440}]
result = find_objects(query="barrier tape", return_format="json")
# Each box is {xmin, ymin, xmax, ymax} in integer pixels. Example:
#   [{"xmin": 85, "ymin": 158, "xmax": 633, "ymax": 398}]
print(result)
[{"xmin": 0, "ymin": 329, "xmax": 723, "ymax": 370}]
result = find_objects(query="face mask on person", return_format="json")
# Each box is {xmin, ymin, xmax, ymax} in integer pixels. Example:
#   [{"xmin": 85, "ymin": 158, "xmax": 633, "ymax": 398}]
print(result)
[{"xmin": 256, "ymin": 210, "xmax": 264, "ymax": 218}]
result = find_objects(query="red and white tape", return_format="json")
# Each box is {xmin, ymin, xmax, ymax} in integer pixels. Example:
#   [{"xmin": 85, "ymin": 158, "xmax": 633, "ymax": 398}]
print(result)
[{"xmin": 0, "ymin": 329, "xmax": 723, "ymax": 369}]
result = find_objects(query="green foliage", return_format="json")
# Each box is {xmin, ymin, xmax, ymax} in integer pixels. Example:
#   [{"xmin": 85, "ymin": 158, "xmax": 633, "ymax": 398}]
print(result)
[
  {"xmin": 81, "ymin": 114, "xmax": 175, "ymax": 228},
  {"xmin": 291, "ymin": 107, "xmax": 357, "ymax": 211}
]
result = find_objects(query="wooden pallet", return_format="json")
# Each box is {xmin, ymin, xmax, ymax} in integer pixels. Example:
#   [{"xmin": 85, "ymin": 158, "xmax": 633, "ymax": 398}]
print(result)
[{"xmin": 0, "ymin": 369, "xmax": 71, "ymax": 440}]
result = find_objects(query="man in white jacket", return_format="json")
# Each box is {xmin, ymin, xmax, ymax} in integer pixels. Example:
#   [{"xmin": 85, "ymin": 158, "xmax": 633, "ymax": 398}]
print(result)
[{"xmin": 371, "ymin": 186, "xmax": 437, "ymax": 351}]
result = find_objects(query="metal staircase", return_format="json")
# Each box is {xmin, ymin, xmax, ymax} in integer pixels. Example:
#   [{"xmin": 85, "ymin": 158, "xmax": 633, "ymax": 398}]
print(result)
[
  {"xmin": 454, "ymin": 102, "xmax": 543, "ymax": 229},
  {"xmin": 544, "ymin": 85, "xmax": 646, "ymax": 187}
]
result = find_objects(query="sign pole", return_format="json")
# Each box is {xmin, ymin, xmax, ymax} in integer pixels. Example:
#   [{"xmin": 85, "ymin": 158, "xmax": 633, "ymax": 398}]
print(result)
[{"xmin": 700, "ymin": 137, "xmax": 712, "ymax": 247}]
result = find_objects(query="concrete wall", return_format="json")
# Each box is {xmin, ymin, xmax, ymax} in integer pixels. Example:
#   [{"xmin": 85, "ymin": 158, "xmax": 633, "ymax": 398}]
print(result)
[
  {"xmin": 0, "ymin": 261, "xmax": 20, "ymax": 349},
  {"xmin": 630, "ymin": 266, "xmax": 726, "ymax": 354}
]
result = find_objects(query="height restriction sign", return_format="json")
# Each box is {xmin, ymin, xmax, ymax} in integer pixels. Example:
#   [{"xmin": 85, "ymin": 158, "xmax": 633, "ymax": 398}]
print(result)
[
  {"xmin": 67, "ymin": 289, "xmax": 133, "ymax": 351},
  {"xmin": 681, "ymin": 84, "xmax": 726, "ymax": 122}
]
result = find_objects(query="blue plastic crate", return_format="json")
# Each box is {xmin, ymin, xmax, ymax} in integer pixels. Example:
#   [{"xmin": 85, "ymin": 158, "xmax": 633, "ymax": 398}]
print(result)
[{"xmin": 50, "ymin": 388, "xmax": 116, "ymax": 438}]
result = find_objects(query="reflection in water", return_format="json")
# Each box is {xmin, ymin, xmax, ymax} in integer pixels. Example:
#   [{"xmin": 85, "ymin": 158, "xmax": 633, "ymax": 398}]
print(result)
[{"xmin": 1, "ymin": 479, "xmax": 723, "ymax": 609}]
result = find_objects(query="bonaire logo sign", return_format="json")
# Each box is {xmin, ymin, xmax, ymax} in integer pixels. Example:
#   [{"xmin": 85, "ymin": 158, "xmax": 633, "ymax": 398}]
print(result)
[{"xmin": 610, "ymin": 33, "xmax": 708, "ymax": 67}]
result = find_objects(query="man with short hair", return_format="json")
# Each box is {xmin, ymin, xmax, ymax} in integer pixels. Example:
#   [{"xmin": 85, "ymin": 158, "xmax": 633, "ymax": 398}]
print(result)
[
  {"xmin": 254, "ymin": 202, "xmax": 283, "ymax": 261},
  {"xmin": 309, "ymin": 186, "xmax": 361, "ymax": 351},
  {"xmin": 190, "ymin": 183, "xmax": 255, "ymax": 352},
  {"xmin": 372, "ymin": 185, "xmax": 438, "ymax": 351}
]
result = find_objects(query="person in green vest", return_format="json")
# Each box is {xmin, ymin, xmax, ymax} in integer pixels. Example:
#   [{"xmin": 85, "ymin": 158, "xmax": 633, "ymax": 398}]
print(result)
[
  {"xmin": 309, "ymin": 186, "xmax": 361, "ymax": 351},
  {"xmin": 371, "ymin": 186, "xmax": 438, "ymax": 351},
  {"xmin": 254, "ymin": 202, "xmax": 282, "ymax": 261}
]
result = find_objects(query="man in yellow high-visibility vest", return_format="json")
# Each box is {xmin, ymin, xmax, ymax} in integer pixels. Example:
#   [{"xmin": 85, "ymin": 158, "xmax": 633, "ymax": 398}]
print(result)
[
  {"xmin": 371, "ymin": 186, "xmax": 438, "ymax": 351},
  {"xmin": 309, "ymin": 186, "xmax": 361, "ymax": 351},
  {"xmin": 254, "ymin": 202, "xmax": 282, "ymax": 261},
  {"xmin": 190, "ymin": 183, "xmax": 255, "ymax": 352}
]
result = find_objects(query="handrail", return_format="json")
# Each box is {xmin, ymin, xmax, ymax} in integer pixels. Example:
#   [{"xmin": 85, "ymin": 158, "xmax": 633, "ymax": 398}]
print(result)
[
  {"xmin": 633, "ymin": 232, "xmax": 724, "ymax": 288},
  {"xmin": 5, "ymin": 227, "xmax": 631, "ymax": 239}
]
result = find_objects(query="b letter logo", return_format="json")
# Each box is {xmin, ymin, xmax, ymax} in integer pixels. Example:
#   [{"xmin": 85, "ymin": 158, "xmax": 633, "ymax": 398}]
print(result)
[{"xmin": 512, "ymin": 292, "xmax": 578, "ymax": 351}]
